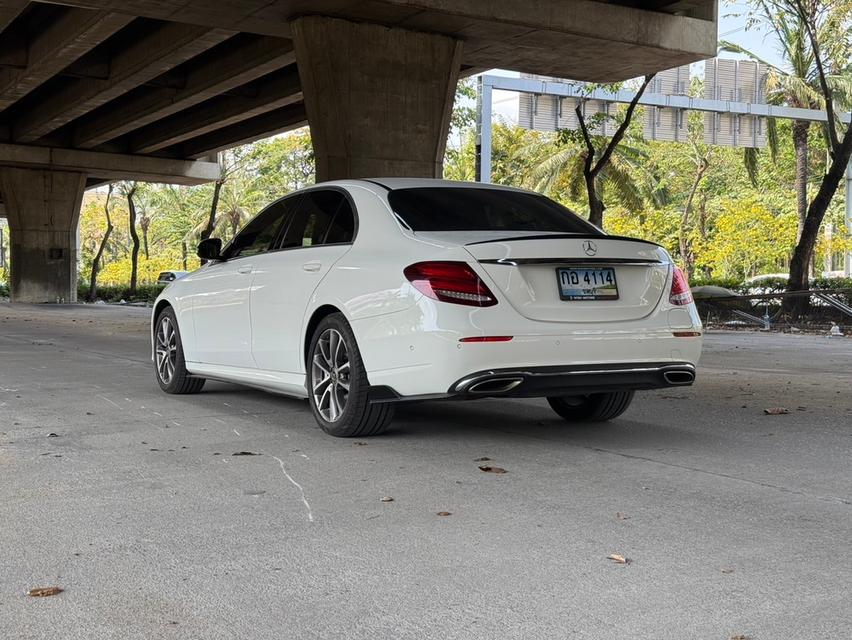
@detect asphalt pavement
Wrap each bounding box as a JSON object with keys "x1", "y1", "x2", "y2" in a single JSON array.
[{"x1": 1, "y1": 303, "x2": 850, "y2": 639}]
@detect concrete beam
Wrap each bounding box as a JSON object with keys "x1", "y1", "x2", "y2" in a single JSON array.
[
  {"x1": 0, "y1": 142, "x2": 219, "y2": 184},
  {"x1": 41, "y1": 1, "x2": 718, "y2": 82},
  {"x1": 20, "y1": 0, "x2": 289, "y2": 38},
  {"x1": 12, "y1": 22, "x2": 234, "y2": 143},
  {"x1": 0, "y1": 0, "x2": 28, "y2": 33},
  {"x1": 131, "y1": 67, "x2": 302, "y2": 154},
  {"x1": 292, "y1": 16, "x2": 462, "y2": 180},
  {"x1": 73, "y1": 35, "x2": 296, "y2": 149},
  {"x1": 0, "y1": 8, "x2": 133, "y2": 111},
  {"x1": 178, "y1": 104, "x2": 307, "y2": 159}
]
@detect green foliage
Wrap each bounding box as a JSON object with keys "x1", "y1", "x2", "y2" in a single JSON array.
[
  {"x1": 77, "y1": 130, "x2": 315, "y2": 289},
  {"x1": 691, "y1": 275, "x2": 852, "y2": 305},
  {"x1": 77, "y1": 283, "x2": 164, "y2": 303},
  {"x1": 37, "y1": 65, "x2": 852, "y2": 296}
]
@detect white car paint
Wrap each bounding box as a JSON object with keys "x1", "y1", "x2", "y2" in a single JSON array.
[{"x1": 153, "y1": 179, "x2": 702, "y2": 402}]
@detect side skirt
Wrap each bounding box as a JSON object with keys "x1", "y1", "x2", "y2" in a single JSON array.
[{"x1": 186, "y1": 361, "x2": 309, "y2": 399}]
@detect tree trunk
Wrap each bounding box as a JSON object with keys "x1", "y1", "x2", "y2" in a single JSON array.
[
  {"x1": 200, "y1": 180, "x2": 222, "y2": 265},
  {"x1": 679, "y1": 157, "x2": 709, "y2": 279},
  {"x1": 141, "y1": 221, "x2": 150, "y2": 260},
  {"x1": 202, "y1": 180, "x2": 222, "y2": 241},
  {"x1": 230, "y1": 209, "x2": 240, "y2": 237},
  {"x1": 182, "y1": 241, "x2": 188, "y2": 271},
  {"x1": 791, "y1": 120, "x2": 810, "y2": 239},
  {"x1": 782, "y1": 122, "x2": 852, "y2": 318},
  {"x1": 585, "y1": 172, "x2": 605, "y2": 228},
  {"x1": 87, "y1": 185, "x2": 114, "y2": 302},
  {"x1": 698, "y1": 193, "x2": 711, "y2": 279},
  {"x1": 575, "y1": 74, "x2": 653, "y2": 229},
  {"x1": 127, "y1": 185, "x2": 140, "y2": 297}
]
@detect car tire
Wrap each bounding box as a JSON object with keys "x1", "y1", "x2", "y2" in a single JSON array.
[
  {"x1": 547, "y1": 391, "x2": 634, "y2": 423},
  {"x1": 154, "y1": 306, "x2": 205, "y2": 394},
  {"x1": 307, "y1": 313, "x2": 394, "y2": 437}
]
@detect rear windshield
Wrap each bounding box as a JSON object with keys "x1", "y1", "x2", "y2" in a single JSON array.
[{"x1": 387, "y1": 187, "x2": 599, "y2": 234}]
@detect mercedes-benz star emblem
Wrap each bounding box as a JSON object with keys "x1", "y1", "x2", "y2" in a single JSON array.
[{"x1": 582, "y1": 240, "x2": 598, "y2": 256}]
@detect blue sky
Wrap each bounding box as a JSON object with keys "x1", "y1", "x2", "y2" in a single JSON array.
[{"x1": 719, "y1": 0, "x2": 785, "y2": 69}]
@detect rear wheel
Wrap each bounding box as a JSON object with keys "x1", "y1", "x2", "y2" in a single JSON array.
[
  {"x1": 307, "y1": 313, "x2": 394, "y2": 437},
  {"x1": 547, "y1": 391, "x2": 634, "y2": 423},
  {"x1": 154, "y1": 307, "x2": 205, "y2": 394}
]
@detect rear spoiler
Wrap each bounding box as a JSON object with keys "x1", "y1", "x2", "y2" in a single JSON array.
[{"x1": 464, "y1": 233, "x2": 664, "y2": 248}]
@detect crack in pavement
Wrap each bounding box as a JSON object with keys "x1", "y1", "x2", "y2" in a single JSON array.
[{"x1": 272, "y1": 455, "x2": 315, "y2": 523}]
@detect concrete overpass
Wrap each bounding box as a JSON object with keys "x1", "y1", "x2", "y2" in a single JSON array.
[{"x1": 0, "y1": 0, "x2": 718, "y2": 302}]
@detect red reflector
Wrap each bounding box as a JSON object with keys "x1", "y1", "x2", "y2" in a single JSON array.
[
  {"x1": 669, "y1": 266, "x2": 693, "y2": 305},
  {"x1": 404, "y1": 261, "x2": 497, "y2": 307},
  {"x1": 459, "y1": 336, "x2": 513, "y2": 343},
  {"x1": 672, "y1": 331, "x2": 701, "y2": 337}
]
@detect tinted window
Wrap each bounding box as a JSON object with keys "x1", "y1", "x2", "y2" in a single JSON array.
[
  {"x1": 279, "y1": 190, "x2": 355, "y2": 249},
  {"x1": 227, "y1": 198, "x2": 294, "y2": 259},
  {"x1": 387, "y1": 187, "x2": 598, "y2": 234}
]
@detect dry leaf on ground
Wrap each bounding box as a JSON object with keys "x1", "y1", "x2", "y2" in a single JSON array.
[
  {"x1": 616, "y1": 512, "x2": 630, "y2": 520},
  {"x1": 607, "y1": 554, "x2": 631, "y2": 565},
  {"x1": 380, "y1": 496, "x2": 394, "y2": 502},
  {"x1": 436, "y1": 511, "x2": 452, "y2": 516},
  {"x1": 478, "y1": 465, "x2": 506, "y2": 474},
  {"x1": 721, "y1": 568, "x2": 735, "y2": 574},
  {"x1": 763, "y1": 407, "x2": 790, "y2": 415},
  {"x1": 27, "y1": 586, "x2": 63, "y2": 597},
  {"x1": 473, "y1": 457, "x2": 491, "y2": 462},
  {"x1": 232, "y1": 451, "x2": 261, "y2": 456}
]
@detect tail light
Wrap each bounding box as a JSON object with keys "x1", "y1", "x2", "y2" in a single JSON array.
[
  {"x1": 404, "y1": 261, "x2": 497, "y2": 307},
  {"x1": 669, "y1": 266, "x2": 693, "y2": 305}
]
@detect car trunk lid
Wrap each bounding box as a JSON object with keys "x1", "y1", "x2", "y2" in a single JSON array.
[{"x1": 464, "y1": 235, "x2": 671, "y2": 323}]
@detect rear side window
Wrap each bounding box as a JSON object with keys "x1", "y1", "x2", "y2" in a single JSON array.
[
  {"x1": 279, "y1": 190, "x2": 355, "y2": 249},
  {"x1": 387, "y1": 187, "x2": 598, "y2": 234}
]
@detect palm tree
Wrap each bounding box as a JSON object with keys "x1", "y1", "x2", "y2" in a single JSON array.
[
  {"x1": 720, "y1": 3, "x2": 852, "y2": 238},
  {"x1": 527, "y1": 137, "x2": 669, "y2": 216}
]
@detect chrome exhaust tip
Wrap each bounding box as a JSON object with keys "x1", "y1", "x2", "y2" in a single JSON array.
[
  {"x1": 467, "y1": 377, "x2": 524, "y2": 394},
  {"x1": 663, "y1": 369, "x2": 695, "y2": 385}
]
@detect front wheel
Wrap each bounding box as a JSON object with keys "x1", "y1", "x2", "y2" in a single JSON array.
[
  {"x1": 547, "y1": 391, "x2": 634, "y2": 423},
  {"x1": 307, "y1": 313, "x2": 394, "y2": 437}
]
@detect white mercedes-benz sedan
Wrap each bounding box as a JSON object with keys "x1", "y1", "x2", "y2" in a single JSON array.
[{"x1": 152, "y1": 179, "x2": 702, "y2": 437}]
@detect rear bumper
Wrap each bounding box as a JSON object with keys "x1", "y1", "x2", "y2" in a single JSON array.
[{"x1": 370, "y1": 361, "x2": 696, "y2": 402}]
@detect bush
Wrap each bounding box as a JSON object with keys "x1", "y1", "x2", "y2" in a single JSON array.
[
  {"x1": 0, "y1": 282, "x2": 8, "y2": 298},
  {"x1": 78, "y1": 283, "x2": 164, "y2": 303},
  {"x1": 690, "y1": 276, "x2": 743, "y2": 290},
  {"x1": 690, "y1": 275, "x2": 852, "y2": 299}
]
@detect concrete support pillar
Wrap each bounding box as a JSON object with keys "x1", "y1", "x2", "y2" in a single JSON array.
[
  {"x1": 292, "y1": 16, "x2": 462, "y2": 181},
  {"x1": 0, "y1": 168, "x2": 86, "y2": 303}
]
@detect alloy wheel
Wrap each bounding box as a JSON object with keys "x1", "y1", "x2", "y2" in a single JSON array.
[
  {"x1": 155, "y1": 315, "x2": 178, "y2": 385},
  {"x1": 311, "y1": 328, "x2": 350, "y2": 422}
]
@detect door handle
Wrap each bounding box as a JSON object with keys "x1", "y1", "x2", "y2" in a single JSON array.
[
  {"x1": 236, "y1": 265, "x2": 253, "y2": 275},
  {"x1": 302, "y1": 261, "x2": 322, "y2": 273}
]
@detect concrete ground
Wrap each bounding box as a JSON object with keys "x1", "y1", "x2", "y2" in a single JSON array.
[{"x1": 1, "y1": 303, "x2": 850, "y2": 640}]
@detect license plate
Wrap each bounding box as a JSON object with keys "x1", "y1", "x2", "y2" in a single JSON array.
[{"x1": 556, "y1": 267, "x2": 618, "y2": 300}]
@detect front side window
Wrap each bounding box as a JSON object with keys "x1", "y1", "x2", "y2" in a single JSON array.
[
  {"x1": 226, "y1": 198, "x2": 296, "y2": 259},
  {"x1": 387, "y1": 187, "x2": 599, "y2": 234},
  {"x1": 278, "y1": 190, "x2": 355, "y2": 249}
]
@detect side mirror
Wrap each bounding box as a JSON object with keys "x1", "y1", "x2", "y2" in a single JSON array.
[{"x1": 197, "y1": 238, "x2": 223, "y2": 261}]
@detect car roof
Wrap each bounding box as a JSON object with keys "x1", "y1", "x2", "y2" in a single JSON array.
[{"x1": 354, "y1": 178, "x2": 523, "y2": 191}]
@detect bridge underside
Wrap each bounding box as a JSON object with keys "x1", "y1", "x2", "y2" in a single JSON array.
[{"x1": 0, "y1": 0, "x2": 717, "y2": 302}]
